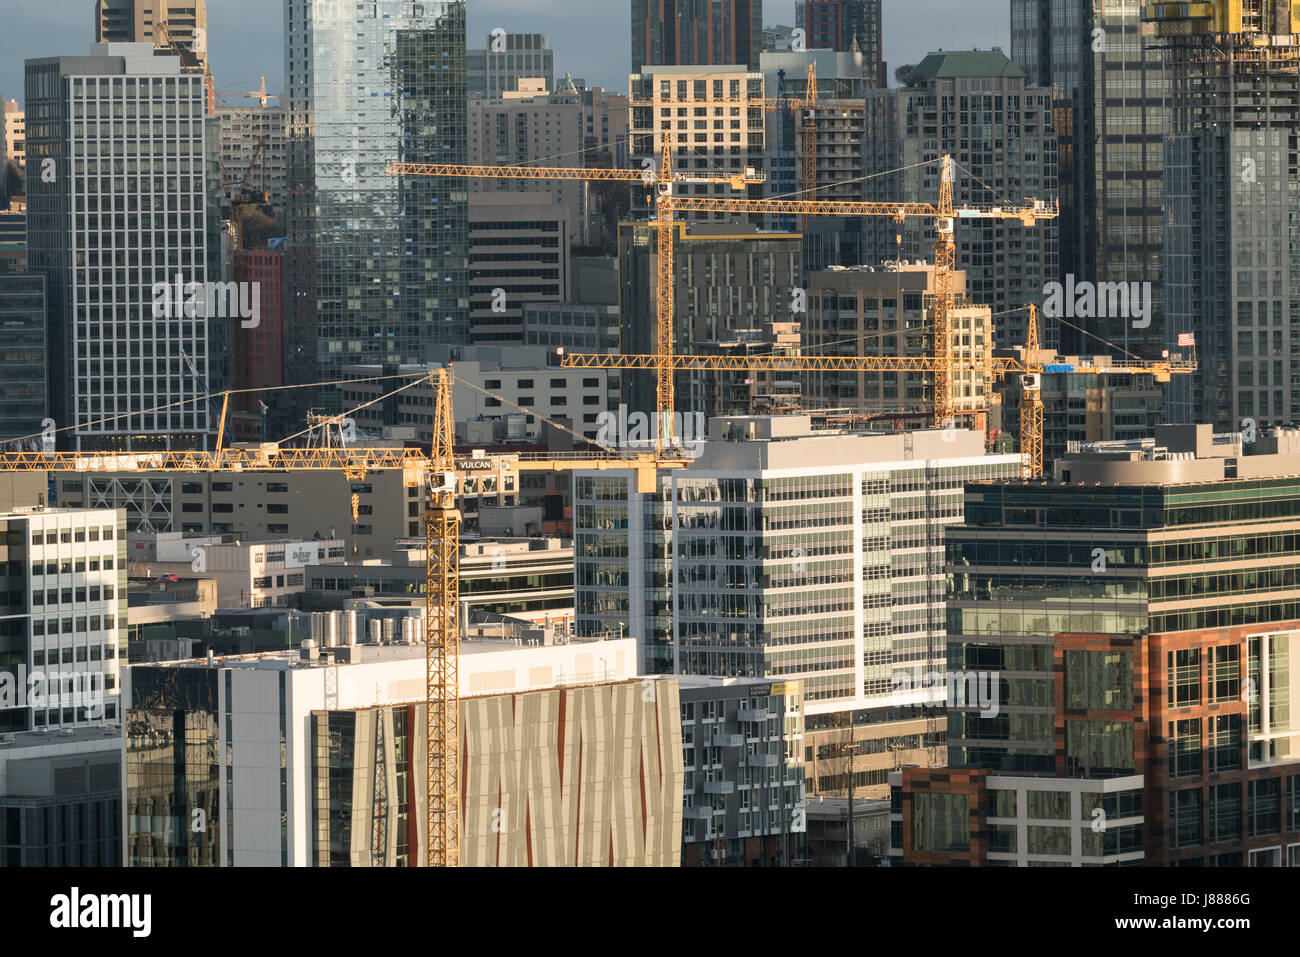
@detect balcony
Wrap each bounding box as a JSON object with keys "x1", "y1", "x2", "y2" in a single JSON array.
[
  {"x1": 703, "y1": 778, "x2": 735, "y2": 795},
  {"x1": 747, "y1": 752, "x2": 781, "y2": 768},
  {"x1": 683, "y1": 805, "x2": 713, "y2": 821},
  {"x1": 737, "y1": 707, "x2": 768, "y2": 722},
  {"x1": 711, "y1": 730, "x2": 744, "y2": 748}
]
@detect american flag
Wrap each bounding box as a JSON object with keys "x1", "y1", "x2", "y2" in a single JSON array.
[{"x1": 1177, "y1": 333, "x2": 1196, "y2": 347}]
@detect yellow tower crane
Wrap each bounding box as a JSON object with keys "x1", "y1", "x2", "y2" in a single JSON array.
[
  {"x1": 0, "y1": 378, "x2": 681, "y2": 867},
  {"x1": 387, "y1": 132, "x2": 764, "y2": 448}
]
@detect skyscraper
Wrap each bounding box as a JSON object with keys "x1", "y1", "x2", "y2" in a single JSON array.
[
  {"x1": 894, "y1": 425, "x2": 1300, "y2": 865},
  {"x1": 95, "y1": 0, "x2": 209, "y2": 76},
  {"x1": 283, "y1": 1, "x2": 470, "y2": 418},
  {"x1": 26, "y1": 44, "x2": 213, "y2": 450},
  {"x1": 1010, "y1": 0, "x2": 1167, "y2": 357},
  {"x1": 795, "y1": 0, "x2": 885, "y2": 87},
  {"x1": 1150, "y1": 1, "x2": 1300, "y2": 432},
  {"x1": 466, "y1": 33, "x2": 554, "y2": 98},
  {"x1": 864, "y1": 50, "x2": 1059, "y2": 350},
  {"x1": 631, "y1": 0, "x2": 763, "y2": 72}
]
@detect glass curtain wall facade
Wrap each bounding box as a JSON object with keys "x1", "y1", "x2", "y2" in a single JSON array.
[
  {"x1": 125, "y1": 666, "x2": 220, "y2": 867},
  {"x1": 284, "y1": 1, "x2": 469, "y2": 416},
  {"x1": 1010, "y1": 0, "x2": 1167, "y2": 357},
  {"x1": 945, "y1": 477, "x2": 1300, "y2": 863},
  {"x1": 1153, "y1": 9, "x2": 1300, "y2": 431},
  {"x1": 0, "y1": 274, "x2": 47, "y2": 444}
]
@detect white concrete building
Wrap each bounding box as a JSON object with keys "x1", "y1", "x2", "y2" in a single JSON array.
[
  {"x1": 346, "y1": 347, "x2": 613, "y2": 443},
  {"x1": 0, "y1": 507, "x2": 126, "y2": 731},
  {"x1": 123, "y1": 636, "x2": 642, "y2": 866},
  {"x1": 127, "y1": 534, "x2": 346, "y2": 609},
  {"x1": 574, "y1": 417, "x2": 1022, "y2": 715}
]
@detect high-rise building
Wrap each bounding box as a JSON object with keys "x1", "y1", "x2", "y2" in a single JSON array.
[
  {"x1": 864, "y1": 50, "x2": 1059, "y2": 350},
  {"x1": 0, "y1": 274, "x2": 47, "y2": 446},
  {"x1": 228, "y1": 249, "x2": 284, "y2": 441},
  {"x1": 761, "y1": 50, "x2": 869, "y2": 238},
  {"x1": 893, "y1": 425, "x2": 1300, "y2": 865},
  {"x1": 95, "y1": 0, "x2": 209, "y2": 81},
  {"x1": 795, "y1": 0, "x2": 885, "y2": 87},
  {"x1": 631, "y1": 0, "x2": 763, "y2": 72},
  {"x1": 0, "y1": 202, "x2": 25, "y2": 274},
  {"x1": 0, "y1": 726, "x2": 122, "y2": 866},
  {"x1": 284, "y1": 1, "x2": 469, "y2": 418},
  {"x1": 628, "y1": 64, "x2": 767, "y2": 226},
  {"x1": 3, "y1": 100, "x2": 22, "y2": 174},
  {"x1": 574, "y1": 418, "x2": 1021, "y2": 702},
  {"x1": 216, "y1": 102, "x2": 287, "y2": 226},
  {"x1": 466, "y1": 32, "x2": 554, "y2": 98},
  {"x1": 469, "y1": 193, "x2": 571, "y2": 345},
  {"x1": 1010, "y1": 1, "x2": 1167, "y2": 357},
  {"x1": 25, "y1": 44, "x2": 213, "y2": 451},
  {"x1": 1149, "y1": 1, "x2": 1300, "y2": 432},
  {"x1": 802, "y1": 263, "x2": 994, "y2": 423},
  {"x1": 997, "y1": 349, "x2": 1164, "y2": 467},
  {"x1": 467, "y1": 79, "x2": 588, "y2": 248},
  {"x1": 617, "y1": 221, "x2": 801, "y2": 418},
  {"x1": 677, "y1": 677, "x2": 806, "y2": 865},
  {"x1": 763, "y1": 24, "x2": 797, "y2": 54},
  {"x1": 0, "y1": 507, "x2": 126, "y2": 733}
]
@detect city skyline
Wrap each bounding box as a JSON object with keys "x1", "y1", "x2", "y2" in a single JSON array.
[{"x1": 0, "y1": 0, "x2": 1006, "y2": 107}]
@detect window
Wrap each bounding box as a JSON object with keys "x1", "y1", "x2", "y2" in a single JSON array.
[
  {"x1": 1026, "y1": 825, "x2": 1070, "y2": 856},
  {"x1": 911, "y1": 792, "x2": 969, "y2": 853},
  {"x1": 1211, "y1": 645, "x2": 1240, "y2": 702},
  {"x1": 1169, "y1": 718, "x2": 1201, "y2": 777},
  {"x1": 1249, "y1": 778, "x2": 1280, "y2": 837},
  {"x1": 1210, "y1": 714, "x2": 1241, "y2": 772},
  {"x1": 1171, "y1": 789, "x2": 1202, "y2": 848},
  {"x1": 1026, "y1": 790, "x2": 1069, "y2": 820},
  {"x1": 1168, "y1": 649, "x2": 1201, "y2": 707},
  {"x1": 1210, "y1": 783, "x2": 1241, "y2": 842}
]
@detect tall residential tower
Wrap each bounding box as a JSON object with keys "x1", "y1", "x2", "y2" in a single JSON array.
[
  {"x1": 283, "y1": 0, "x2": 470, "y2": 419},
  {"x1": 631, "y1": 0, "x2": 764, "y2": 71}
]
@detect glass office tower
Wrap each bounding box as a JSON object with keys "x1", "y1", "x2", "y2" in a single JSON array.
[
  {"x1": 1010, "y1": 0, "x2": 1167, "y2": 357},
  {"x1": 284, "y1": 1, "x2": 469, "y2": 419}
]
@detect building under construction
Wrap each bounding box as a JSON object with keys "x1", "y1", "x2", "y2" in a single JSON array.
[{"x1": 1149, "y1": 1, "x2": 1300, "y2": 430}]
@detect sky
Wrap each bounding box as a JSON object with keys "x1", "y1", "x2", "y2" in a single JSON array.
[{"x1": 0, "y1": 1, "x2": 1005, "y2": 108}]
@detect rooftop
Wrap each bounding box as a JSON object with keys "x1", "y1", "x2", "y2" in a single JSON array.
[
  {"x1": 1052, "y1": 423, "x2": 1300, "y2": 485},
  {"x1": 908, "y1": 49, "x2": 1026, "y2": 81},
  {"x1": 0, "y1": 724, "x2": 121, "y2": 751}
]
